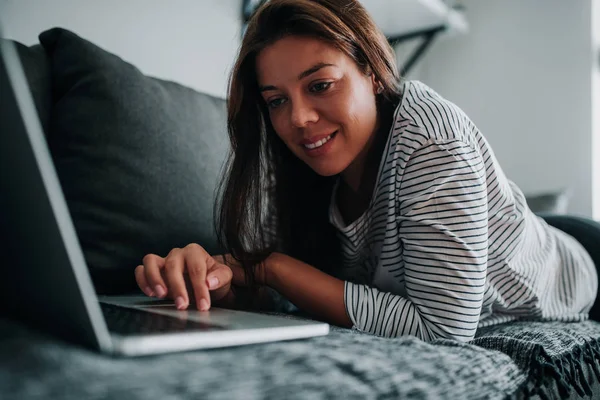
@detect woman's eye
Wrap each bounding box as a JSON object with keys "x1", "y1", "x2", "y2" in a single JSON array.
[
  {"x1": 310, "y1": 82, "x2": 332, "y2": 93},
  {"x1": 267, "y1": 98, "x2": 286, "y2": 109}
]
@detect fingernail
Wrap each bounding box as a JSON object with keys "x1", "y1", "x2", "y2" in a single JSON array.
[
  {"x1": 154, "y1": 285, "x2": 166, "y2": 298},
  {"x1": 207, "y1": 277, "x2": 219, "y2": 289},
  {"x1": 144, "y1": 286, "x2": 155, "y2": 297},
  {"x1": 175, "y1": 296, "x2": 186, "y2": 310},
  {"x1": 200, "y1": 299, "x2": 209, "y2": 311}
]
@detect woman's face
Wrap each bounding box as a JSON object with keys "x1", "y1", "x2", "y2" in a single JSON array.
[{"x1": 256, "y1": 35, "x2": 380, "y2": 179}]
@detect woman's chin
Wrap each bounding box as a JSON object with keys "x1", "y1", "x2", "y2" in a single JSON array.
[{"x1": 308, "y1": 162, "x2": 346, "y2": 177}]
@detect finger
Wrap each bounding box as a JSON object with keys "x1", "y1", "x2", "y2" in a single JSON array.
[
  {"x1": 164, "y1": 249, "x2": 189, "y2": 310},
  {"x1": 206, "y1": 263, "x2": 233, "y2": 301},
  {"x1": 142, "y1": 254, "x2": 167, "y2": 298},
  {"x1": 134, "y1": 265, "x2": 154, "y2": 297},
  {"x1": 206, "y1": 263, "x2": 232, "y2": 290},
  {"x1": 185, "y1": 245, "x2": 211, "y2": 311}
]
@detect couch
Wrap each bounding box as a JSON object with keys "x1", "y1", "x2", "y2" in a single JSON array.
[{"x1": 2, "y1": 27, "x2": 600, "y2": 400}]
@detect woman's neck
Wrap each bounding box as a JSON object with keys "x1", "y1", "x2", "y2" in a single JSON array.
[{"x1": 340, "y1": 101, "x2": 394, "y2": 198}]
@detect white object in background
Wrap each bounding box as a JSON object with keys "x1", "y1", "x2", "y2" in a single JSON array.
[{"x1": 362, "y1": 0, "x2": 468, "y2": 38}]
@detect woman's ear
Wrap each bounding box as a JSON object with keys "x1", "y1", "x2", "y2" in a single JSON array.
[
  {"x1": 366, "y1": 66, "x2": 383, "y2": 95},
  {"x1": 371, "y1": 74, "x2": 383, "y2": 95}
]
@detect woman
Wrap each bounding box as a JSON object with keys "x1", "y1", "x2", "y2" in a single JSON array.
[{"x1": 134, "y1": 0, "x2": 597, "y2": 341}]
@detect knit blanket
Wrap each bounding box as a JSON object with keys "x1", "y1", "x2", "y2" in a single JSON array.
[
  {"x1": 1, "y1": 315, "x2": 600, "y2": 399},
  {"x1": 473, "y1": 320, "x2": 600, "y2": 399}
]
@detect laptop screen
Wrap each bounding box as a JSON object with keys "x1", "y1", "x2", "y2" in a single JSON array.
[{"x1": 0, "y1": 36, "x2": 113, "y2": 352}]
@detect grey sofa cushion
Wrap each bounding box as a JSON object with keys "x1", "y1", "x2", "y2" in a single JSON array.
[{"x1": 38, "y1": 28, "x2": 229, "y2": 294}]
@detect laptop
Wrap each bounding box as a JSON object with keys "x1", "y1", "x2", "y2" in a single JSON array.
[{"x1": 0, "y1": 36, "x2": 329, "y2": 356}]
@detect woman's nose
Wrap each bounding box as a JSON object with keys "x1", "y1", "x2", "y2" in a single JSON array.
[{"x1": 290, "y1": 98, "x2": 319, "y2": 128}]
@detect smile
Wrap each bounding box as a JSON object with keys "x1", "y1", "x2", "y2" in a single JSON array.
[
  {"x1": 304, "y1": 133, "x2": 334, "y2": 149},
  {"x1": 301, "y1": 131, "x2": 338, "y2": 157}
]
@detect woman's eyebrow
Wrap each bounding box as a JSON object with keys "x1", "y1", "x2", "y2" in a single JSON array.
[
  {"x1": 259, "y1": 62, "x2": 336, "y2": 92},
  {"x1": 297, "y1": 62, "x2": 335, "y2": 80}
]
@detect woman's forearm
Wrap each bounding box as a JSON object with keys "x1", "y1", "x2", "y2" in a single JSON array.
[
  {"x1": 266, "y1": 252, "x2": 352, "y2": 328},
  {"x1": 211, "y1": 254, "x2": 276, "y2": 311}
]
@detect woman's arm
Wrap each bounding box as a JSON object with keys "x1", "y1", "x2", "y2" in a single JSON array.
[
  {"x1": 266, "y1": 140, "x2": 488, "y2": 342},
  {"x1": 266, "y1": 253, "x2": 352, "y2": 328},
  {"x1": 211, "y1": 254, "x2": 280, "y2": 311}
]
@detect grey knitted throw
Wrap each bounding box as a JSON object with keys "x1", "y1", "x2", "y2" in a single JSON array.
[{"x1": 2, "y1": 315, "x2": 600, "y2": 399}]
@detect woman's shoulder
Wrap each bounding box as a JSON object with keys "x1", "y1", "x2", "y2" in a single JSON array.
[{"x1": 393, "y1": 80, "x2": 478, "y2": 147}]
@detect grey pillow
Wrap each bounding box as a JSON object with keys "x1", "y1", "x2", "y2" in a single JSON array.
[
  {"x1": 39, "y1": 28, "x2": 229, "y2": 294},
  {"x1": 526, "y1": 190, "x2": 570, "y2": 215}
]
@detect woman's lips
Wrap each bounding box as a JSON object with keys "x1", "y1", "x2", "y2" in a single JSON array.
[
  {"x1": 300, "y1": 131, "x2": 335, "y2": 146},
  {"x1": 302, "y1": 131, "x2": 338, "y2": 157}
]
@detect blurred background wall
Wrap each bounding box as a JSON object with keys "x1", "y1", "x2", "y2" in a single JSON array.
[
  {"x1": 412, "y1": 0, "x2": 595, "y2": 218},
  {"x1": 0, "y1": 0, "x2": 241, "y2": 97}
]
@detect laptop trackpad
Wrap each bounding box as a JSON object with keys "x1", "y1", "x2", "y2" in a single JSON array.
[{"x1": 98, "y1": 295, "x2": 303, "y2": 330}]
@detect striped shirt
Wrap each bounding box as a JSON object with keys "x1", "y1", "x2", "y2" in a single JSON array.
[{"x1": 329, "y1": 80, "x2": 598, "y2": 342}]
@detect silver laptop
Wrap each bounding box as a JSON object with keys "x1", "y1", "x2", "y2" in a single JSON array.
[{"x1": 0, "y1": 37, "x2": 328, "y2": 357}]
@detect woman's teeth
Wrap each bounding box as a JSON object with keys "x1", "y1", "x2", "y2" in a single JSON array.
[{"x1": 304, "y1": 133, "x2": 334, "y2": 149}]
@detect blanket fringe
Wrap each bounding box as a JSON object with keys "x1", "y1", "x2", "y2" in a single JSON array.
[{"x1": 517, "y1": 340, "x2": 600, "y2": 399}]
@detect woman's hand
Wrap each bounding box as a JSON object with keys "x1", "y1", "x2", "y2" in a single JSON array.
[{"x1": 135, "y1": 243, "x2": 235, "y2": 311}]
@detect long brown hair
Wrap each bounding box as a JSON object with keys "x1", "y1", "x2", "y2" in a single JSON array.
[{"x1": 215, "y1": 0, "x2": 401, "y2": 298}]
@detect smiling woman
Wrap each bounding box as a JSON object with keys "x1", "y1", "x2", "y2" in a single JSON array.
[
  {"x1": 256, "y1": 36, "x2": 383, "y2": 179},
  {"x1": 134, "y1": 0, "x2": 599, "y2": 342}
]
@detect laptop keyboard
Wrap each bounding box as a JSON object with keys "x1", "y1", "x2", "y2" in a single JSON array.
[{"x1": 100, "y1": 303, "x2": 224, "y2": 335}]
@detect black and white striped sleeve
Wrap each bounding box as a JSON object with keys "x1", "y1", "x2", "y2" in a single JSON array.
[{"x1": 344, "y1": 139, "x2": 488, "y2": 341}]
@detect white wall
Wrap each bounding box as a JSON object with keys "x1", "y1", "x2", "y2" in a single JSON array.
[
  {"x1": 593, "y1": 0, "x2": 600, "y2": 217},
  {"x1": 410, "y1": 0, "x2": 595, "y2": 217},
  {"x1": 0, "y1": 0, "x2": 241, "y2": 98}
]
